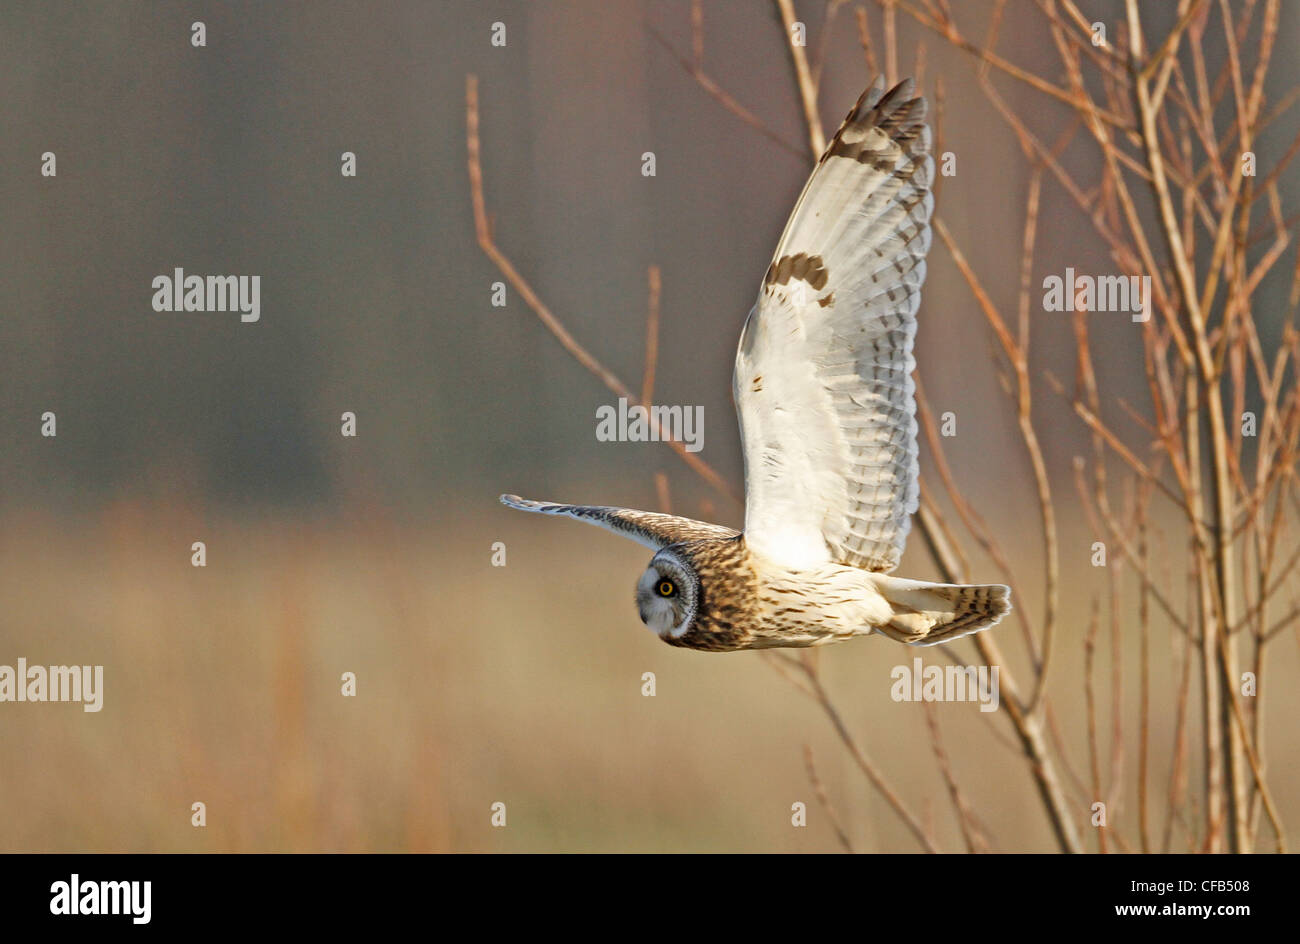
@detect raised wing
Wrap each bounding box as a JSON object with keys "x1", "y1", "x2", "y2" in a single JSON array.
[
  {"x1": 500, "y1": 495, "x2": 737, "y2": 550},
  {"x1": 734, "y1": 78, "x2": 933, "y2": 573}
]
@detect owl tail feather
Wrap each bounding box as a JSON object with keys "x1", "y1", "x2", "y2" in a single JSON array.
[{"x1": 872, "y1": 576, "x2": 1011, "y2": 646}]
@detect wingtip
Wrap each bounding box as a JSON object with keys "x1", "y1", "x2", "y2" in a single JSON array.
[
  {"x1": 502, "y1": 494, "x2": 550, "y2": 513},
  {"x1": 874, "y1": 75, "x2": 922, "y2": 113},
  {"x1": 841, "y1": 76, "x2": 925, "y2": 139},
  {"x1": 851, "y1": 76, "x2": 888, "y2": 114},
  {"x1": 859, "y1": 74, "x2": 916, "y2": 101}
]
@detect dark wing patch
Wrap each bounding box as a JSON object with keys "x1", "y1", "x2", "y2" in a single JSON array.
[{"x1": 764, "y1": 252, "x2": 829, "y2": 291}]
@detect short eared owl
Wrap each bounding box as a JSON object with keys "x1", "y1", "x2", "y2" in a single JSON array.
[{"x1": 503, "y1": 78, "x2": 1011, "y2": 651}]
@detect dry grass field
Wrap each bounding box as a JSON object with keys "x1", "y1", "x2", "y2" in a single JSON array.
[{"x1": 2, "y1": 499, "x2": 1295, "y2": 852}]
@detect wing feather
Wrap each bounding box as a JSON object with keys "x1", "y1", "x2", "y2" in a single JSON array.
[
  {"x1": 500, "y1": 495, "x2": 737, "y2": 550},
  {"x1": 735, "y1": 78, "x2": 933, "y2": 572}
]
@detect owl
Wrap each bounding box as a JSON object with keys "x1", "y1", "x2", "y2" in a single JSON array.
[{"x1": 502, "y1": 78, "x2": 1010, "y2": 651}]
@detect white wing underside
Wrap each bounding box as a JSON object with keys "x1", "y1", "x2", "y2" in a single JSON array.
[{"x1": 735, "y1": 78, "x2": 934, "y2": 573}]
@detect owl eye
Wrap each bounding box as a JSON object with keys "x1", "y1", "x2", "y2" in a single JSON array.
[{"x1": 657, "y1": 579, "x2": 677, "y2": 598}]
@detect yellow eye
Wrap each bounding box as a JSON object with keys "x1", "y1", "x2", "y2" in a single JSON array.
[{"x1": 657, "y1": 579, "x2": 676, "y2": 598}]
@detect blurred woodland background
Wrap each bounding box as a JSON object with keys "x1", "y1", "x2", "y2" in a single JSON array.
[{"x1": 1, "y1": 0, "x2": 1297, "y2": 852}]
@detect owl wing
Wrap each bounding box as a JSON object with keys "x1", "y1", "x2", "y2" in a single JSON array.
[
  {"x1": 733, "y1": 78, "x2": 933, "y2": 573},
  {"x1": 500, "y1": 495, "x2": 738, "y2": 550}
]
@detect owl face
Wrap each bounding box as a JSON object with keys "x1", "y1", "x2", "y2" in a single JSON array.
[{"x1": 635, "y1": 550, "x2": 697, "y2": 640}]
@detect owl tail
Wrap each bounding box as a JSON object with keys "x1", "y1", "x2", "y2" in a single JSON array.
[{"x1": 872, "y1": 576, "x2": 1011, "y2": 646}]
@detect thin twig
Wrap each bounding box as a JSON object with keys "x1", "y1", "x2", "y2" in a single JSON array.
[
  {"x1": 466, "y1": 74, "x2": 739, "y2": 501},
  {"x1": 803, "y1": 744, "x2": 855, "y2": 852}
]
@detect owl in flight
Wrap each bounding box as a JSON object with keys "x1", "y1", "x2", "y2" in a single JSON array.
[{"x1": 503, "y1": 78, "x2": 1010, "y2": 651}]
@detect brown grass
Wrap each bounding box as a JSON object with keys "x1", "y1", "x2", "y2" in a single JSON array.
[{"x1": 2, "y1": 502, "x2": 1295, "y2": 852}]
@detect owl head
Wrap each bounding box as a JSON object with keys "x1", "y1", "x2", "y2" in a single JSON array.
[{"x1": 635, "y1": 548, "x2": 698, "y2": 640}]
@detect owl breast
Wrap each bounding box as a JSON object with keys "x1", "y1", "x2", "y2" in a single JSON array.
[
  {"x1": 663, "y1": 537, "x2": 892, "y2": 651},
  {"x1": 747, "y1": 561, "x2": 893, "y2": 648}
]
